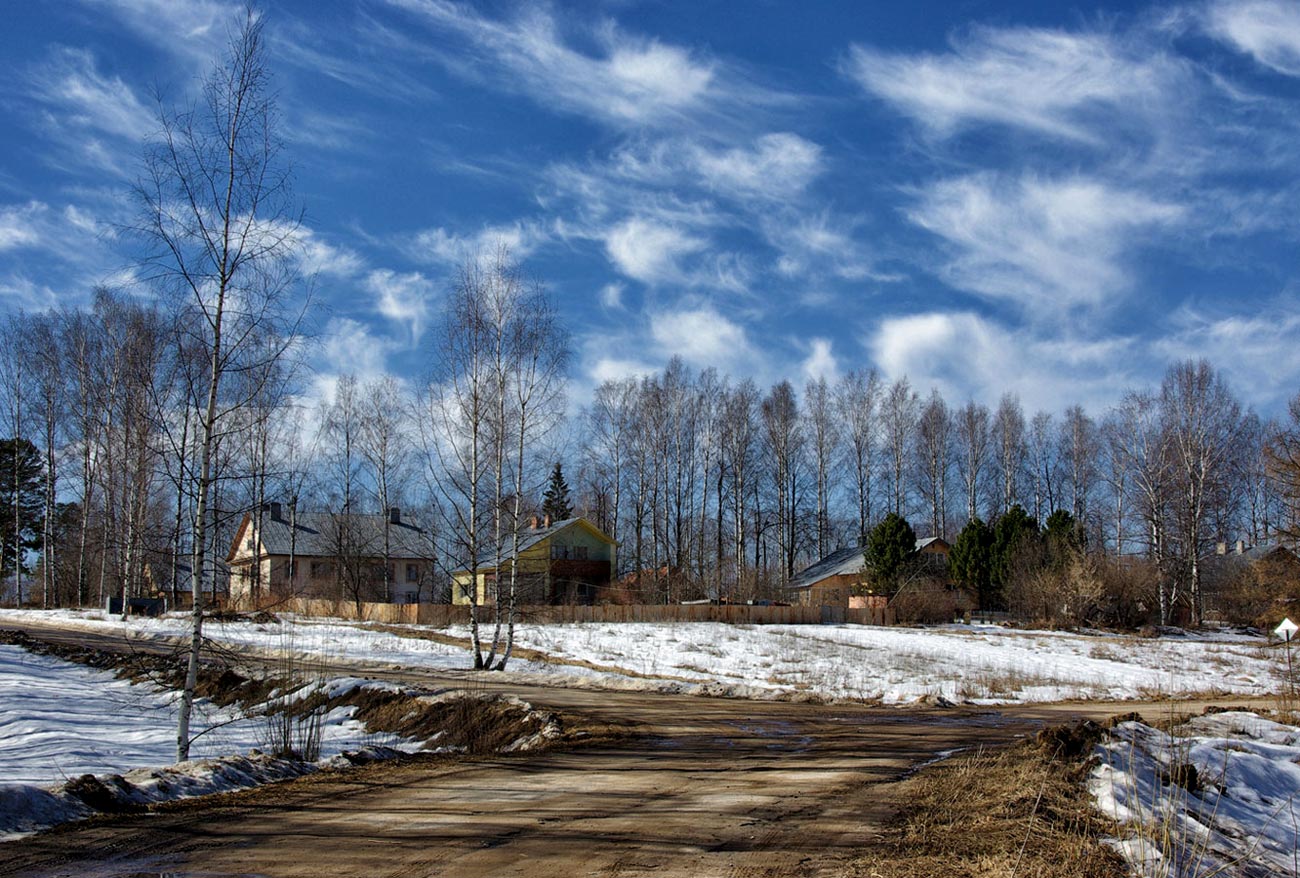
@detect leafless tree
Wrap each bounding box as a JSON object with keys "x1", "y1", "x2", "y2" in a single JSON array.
[
  {"x1": 1159, "y1": 360, "x2": 1244, "y2": 625},
  {"x1": 589, "y1": 378, "x2": 637, "y2": 573},
  {"x1": 1268, "y1": 391, "x2": 1300, "y2": 544},
  {"x1": 880, "y1": 378, "x2": 919, "y2": 518},
  {"x1": 1027, "y1": 411, "x2": 1057, "y2": 524},
  {"x1": 1059, "y1": 404, "x2": 1098, "y2": 526},
  {"x1": 721, "y1": 380, "x2": 759, "y2": 597},
  {"x1": 954, "y1": 400, "x2": 991, "y2": 523},
  {"x1": 361, "y1": 375, "x2": 410, "y2": 603},
  {"x1": 993, "y1": 394, "x2": 1026, "y2": 515},
  {"x1": 132, "y1": 8, "x2": 305, "y2": 760},
  {"x1": 914, "y1": 389, "x2": 951, "y2": 539},
  {"x1": 836, "y1": 369, "x2": 880, "y2": 541},
  {"x1": 804, "y1": 376, "x2": 839, "y2": 558},
  {"x1": 762, "y1": 381, "x2": 804, "y2": 582}
]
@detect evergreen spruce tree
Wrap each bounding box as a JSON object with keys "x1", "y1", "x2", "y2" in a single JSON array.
[
  {"x1": 864, "y1": 513, "x2": 917, "y2": 589},
  {"x1": 542, "y1": 462, "x2": 573, "y2": 522},
  {"x1": 949, "y1": 516, "x2": 995, "y2": 609}
]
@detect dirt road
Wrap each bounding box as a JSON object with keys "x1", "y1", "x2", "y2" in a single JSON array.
[{"x1": 0, "y1": 620, "x2": 1258, "y2": 878}]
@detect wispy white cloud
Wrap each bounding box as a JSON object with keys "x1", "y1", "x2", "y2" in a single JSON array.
[
  {"x1": 407, "y1": 221, "x2": 549, "y2": 268},
  {"x1": 844, "y1": 25, "x2": 1185, "y2": 144},
  {"x1": 1205, "y1": 0, "x2": 1300, "y2": 76},
  {"x1": 604, "y1": 217, "x2": 706, "y2": 285},
  {"x1": 0, "y1": 203, "x2": 46, "y2": 251},
  {"x1": 364, "y1": 269, "x2": 434, "y2": 345},
  {"x1": 869, "y1": 311, "x2": 1138, "y2": 412},
  {"x1": 649, "y1": 305, "x2": 754, "y2": 369},
  {"x1": 76, "y1": 0, "x2": 238, "y2": 63},
  {"x1": 908, "y1": 173, "x2": 1183, "y2": 310},
  {"x1": 800, "y1": 338, "x2": 838, "y2": 384},
  {"x1": 691, "y1": 133, "x2": 823, "y2": 201},
  {"x1": 294, "y1": 227, "x2": 364, "y2": 278},
  {"x1": 385, "y1": 0, "x2": 718, "y2": 128},
  {"x1": 25, "y1": 47, "x2": 156, "y2": 174},
  {"x1": 598, "y1": 283, "x2": 625, "y2": 309},
  {"x1": 767, "y1": 211, "x2": 897, "y2": 285},
  {"x1": 1155, "y1": 302, "x2": 1300, "y2": 410}
]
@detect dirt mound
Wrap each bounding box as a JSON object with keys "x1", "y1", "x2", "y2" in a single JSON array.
[
  {"x1": 1034, "y1": 719, "x2": 1105, "y2": 759},
  {"x1": 61, "y1": 774, "x2": 142, "y2": 814}
]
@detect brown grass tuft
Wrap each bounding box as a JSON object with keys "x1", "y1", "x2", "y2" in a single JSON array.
[{"x1": 849, "y1": 733, "x2": 1127, "y2": 878}]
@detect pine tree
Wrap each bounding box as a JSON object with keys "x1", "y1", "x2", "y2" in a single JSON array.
[
  {"x1": 0, "y1": 437, "x2": 45, "y2": 580},
  {"x1": 542, "y1": 462, "x2": 573, "y2": 522}
]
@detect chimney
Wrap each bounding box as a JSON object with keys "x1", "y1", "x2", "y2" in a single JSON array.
[
  {"x1": 268, "y1": 502, "x2": 282, "y2": 521},
  {"x1": 1216, "y1": 541, "x2": 1227, "y2": 555},
  {"x1": 529, "y1": 515, "x2": 540, "y2": 530},
  {"x1": 1235, "y1": 539, "x2": 1246, "y2": 555},
  {"x1": 543, "y1": 513, "x2": 552, "y2": 529},
  {"x1": 389, "y1": 507, "x2": 401, "y2": 525}
]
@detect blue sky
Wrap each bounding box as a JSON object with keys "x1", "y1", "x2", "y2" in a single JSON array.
[{"x1": 3, "y1": 0, "x2": 1300, "y2": 416}]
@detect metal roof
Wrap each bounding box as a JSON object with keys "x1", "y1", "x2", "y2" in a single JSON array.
[
  {"x1": 239, "y1": 509, "x2": 432, "y2": 560},
  {"x1": 787, "y1": 538, "x2": 949, "y2": 591}
]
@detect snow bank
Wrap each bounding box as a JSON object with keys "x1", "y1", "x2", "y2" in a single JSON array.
[
  {"x1": 1091, "y1": 711, "x2": 1300, "y2": 877},
  {"x1": 0, "y1": 609, "x2": 1282, "y2": 705}
]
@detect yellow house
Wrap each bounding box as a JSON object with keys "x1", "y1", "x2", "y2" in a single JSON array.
[{"x1": 451, "y1": 516, "x2": 616, "y2": 606}]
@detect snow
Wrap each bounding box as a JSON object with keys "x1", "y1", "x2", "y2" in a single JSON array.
[
  {"x1": 0, "y1": 644, "x2": 406, "y2": 788},
  {"x1": 0, "y1": 641, "x2": 424, "y2": 839},
  {"x1": 1091, "y1": 711, "x2": 1300, "y2": 877},
  {"x1": 0, "y1": 609, "x2": 1283, "y2": 705}
]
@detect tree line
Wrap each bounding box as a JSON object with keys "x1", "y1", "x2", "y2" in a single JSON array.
[{"x1": 3, "y1": 11, "x2": 1300, "y2": 658}]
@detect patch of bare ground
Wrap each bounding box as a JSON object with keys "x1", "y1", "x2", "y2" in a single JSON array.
[{"x1": 849, "y1": 722, "x2": 1128, "y2": 878}]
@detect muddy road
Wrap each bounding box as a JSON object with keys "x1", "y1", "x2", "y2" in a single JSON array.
[{"x1": 0, "y1": 619, "x2": 1255, "y2": 878}]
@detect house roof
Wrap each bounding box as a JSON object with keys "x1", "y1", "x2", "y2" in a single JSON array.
[
  {"x1": 458, "y1": 517, "x2": 614, "y2": 572},
  {"x1": 1204, "y1": 542, "x2": 1299, "y2": 570},
  {"x1": 787, "y1": 537, "x2": 950, "y2": 591},
  {"x1": 787, "y1": 546, "x2": 866, "y2": 591},
  {"x1": 229, "y1": 509, "x2": 432, "y2": 562}
]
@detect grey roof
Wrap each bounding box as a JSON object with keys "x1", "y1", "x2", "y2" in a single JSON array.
[
  {"x1": 788, "y1": 546, "x2": 867, "y2": 591},
  {"x1": 1204, "y1": 542, "x2": 1298, "y2": 569},
  {"x1": 243, "y1": 510, "x2": 432, "y2": 560},
  {"x1": 467, "y1": 517, "x2": 589, "y2": 569},
  {"x1": 787, "y1": 537, "x2": 949, "y2": 591}
]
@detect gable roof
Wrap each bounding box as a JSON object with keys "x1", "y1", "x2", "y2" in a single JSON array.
[
  {"x1": 787, "y1": 546, "x2": 866, "y2": 591},
  {"x1": 787, "y1": 537, "x2": 950, "y2": 591},
  {"x1": 229, "y1": 509, "x2": 432, "y2": 562},
  {"x1": 460, "y1": 517, "x2": 614, "y2": 572}
]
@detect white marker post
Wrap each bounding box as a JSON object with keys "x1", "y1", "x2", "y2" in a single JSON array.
[{"x1": 1276, "y1": 617, "x2": 1298, "y2": 697}]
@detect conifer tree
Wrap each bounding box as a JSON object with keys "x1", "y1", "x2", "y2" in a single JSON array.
[{"x1": 542, "y1": 462, "x2": 573, "y2": 521}]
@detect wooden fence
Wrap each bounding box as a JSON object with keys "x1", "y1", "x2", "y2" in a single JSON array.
[{"x1": 232, "y1": 598, "x2": 893, "y2": 628}]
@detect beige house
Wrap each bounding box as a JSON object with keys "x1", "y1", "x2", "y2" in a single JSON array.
[
  {"x1": 787, "y1": 537, "x2": 951, "y2": 607},
  {"x1": 227, "y1": 503, "x2": 435, "y2": 605},
  {"x1": 451, "y1": 516, "x2": 616, "y2": 606}
]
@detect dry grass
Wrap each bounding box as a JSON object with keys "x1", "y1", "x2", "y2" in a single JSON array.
[{"x1": 849, "y1": 727, "x2": 1127, "y2": 878}]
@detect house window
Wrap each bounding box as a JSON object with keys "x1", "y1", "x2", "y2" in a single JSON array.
[
  {"x1": 574, "y1": 546, "x2": 588, "y2": 561},
  {"x1": 406, "y1": 563, "x2": 419, "y2": 583},
  {"x1": 551, "y1": 544, "x2": 572, "y2": 560},
  {"x1": 246, "y1": 538, "x2": 255, "y2": 551},
  {"x1": 310, "y1": 561, "x2": 333, "y2": 580}
]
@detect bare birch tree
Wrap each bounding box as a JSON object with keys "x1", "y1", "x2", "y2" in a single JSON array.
[
  {"x1": 954, "y1": 400, "x2": 991, "y2": 523},
  {"x1": 132, "y1": 8, "x2": 304, "y2": 760},
  {"x1": 836, "y1": 368, "x2": 880, "y2": 541}
]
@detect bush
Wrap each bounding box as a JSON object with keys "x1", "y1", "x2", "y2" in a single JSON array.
[{"x1": 890, "y1": 576, "x2": 965, "y2": 624}]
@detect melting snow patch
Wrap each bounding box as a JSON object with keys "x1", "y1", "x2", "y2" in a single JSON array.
[{"x1": 1090, "y1": 711, "x2": 1300, "y2": 877}]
